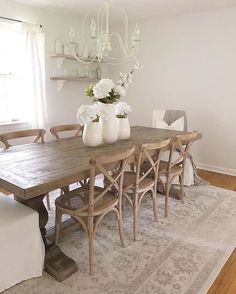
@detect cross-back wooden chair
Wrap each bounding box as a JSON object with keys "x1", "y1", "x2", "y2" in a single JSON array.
[
  {"x1": 54, "y1": 146, "x2": 135, "y2": 276},
  {"x1": 50, "y1": 124, "x2": 83, "y2": 140},
  {"x1": 0, "y1": 129, "x2": 45, "y2": 149},
  {"x1": 158, "y1": 131, "x2": 199, "y2": 217},
  {"x1": 50, "y1": 123, "x2": 87, "y2": 191},
  {"x1": 0, "y1": 128, "x2": 51, "y2": 210},
  {"x1": 122, "y1": 139, "x2": 170, "y2": 241}
]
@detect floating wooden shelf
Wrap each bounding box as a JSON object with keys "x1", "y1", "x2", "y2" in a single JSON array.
[
  {"x1": 50, "y1": 54, "x2": 105, "y2": 63},
  {"x1": 50, "y1": 76, "x2": 99, "y2": 91},
  {"x1": 50, "y1": 54, "x2": 102, "y2": 91},
  {"x1": 50, "y1": 76, "x2": 98, "y2": 82}
]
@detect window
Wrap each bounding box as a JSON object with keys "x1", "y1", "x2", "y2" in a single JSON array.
[
  {"x1": 0, "y1": 22, "x2": 27, "y2": 123},
  {"x1": 0, "y1": 20, "x2": 46, "y2": 128}
]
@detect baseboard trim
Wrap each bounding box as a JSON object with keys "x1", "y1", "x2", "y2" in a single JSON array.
[{"x1": 197, "y1": 163, "x2": 236, "y2": 177}]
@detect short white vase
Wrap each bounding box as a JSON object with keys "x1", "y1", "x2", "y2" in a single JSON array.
[
  {"x1": 83, "y1": 122, "x2": 103, "y2": 147},
  {"x1": 118, "y1": 117, "x2": 130, "y2": 140},
  {"x1": 101, "y1": 104, "x2": 119, "y2": 144}
]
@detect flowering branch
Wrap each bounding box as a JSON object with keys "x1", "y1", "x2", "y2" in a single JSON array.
[{"x1": 85, "y1": 63, "x2": 143, "y2": 104}]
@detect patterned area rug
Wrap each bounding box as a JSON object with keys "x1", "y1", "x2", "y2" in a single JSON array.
[{"x1": 3, "y1": 185, "x2": 236, "y2": 294}]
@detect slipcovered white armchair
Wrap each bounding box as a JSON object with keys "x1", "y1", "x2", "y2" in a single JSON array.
[
  {"x1": 153, "y1": 109, "x2": 195, "y2": 186},
  {"x1": 0, "y1": 195, "x2": 44, "y2": 292}
]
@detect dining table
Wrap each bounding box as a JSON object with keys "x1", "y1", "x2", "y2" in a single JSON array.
[{"x1": 0, "y1": 126, "x2": 202, "y2": 281}]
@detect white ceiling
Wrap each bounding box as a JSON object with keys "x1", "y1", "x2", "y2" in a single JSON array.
[{"x1": 14, "y1": 0, "x2": 236, "y2": 21}]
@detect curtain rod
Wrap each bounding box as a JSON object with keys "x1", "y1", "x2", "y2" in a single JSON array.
[{"x1": 0, "y1": 16, "x2": 42, "y2": 28}]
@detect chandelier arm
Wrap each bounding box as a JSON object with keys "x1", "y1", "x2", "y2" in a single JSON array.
[
  {"x1": 110, "y1": 31, "x2": 136, "y2": 58},
  {"x1": 81, "y1": 12, "x2": 91, "y2": 57},
  {"x1": 98, "y1": 3, "x2": 106, "y2": 38},
  {"x1": 102, "y1": 54, "x2": 139, "y2": 66},
  {"x1": 68, "y1": 0, "x2": 140, "y2": 65},
  {"x1": 110, "y1": 3, "x2": 130, "y2": 51},
  {"x1": 71, "y1": 53, "x2": 98, "y2": 65}
]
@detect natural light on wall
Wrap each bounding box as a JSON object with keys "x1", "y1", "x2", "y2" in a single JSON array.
[{"x1": 0, "y1": 20, "x2": 46, "y2": 128}]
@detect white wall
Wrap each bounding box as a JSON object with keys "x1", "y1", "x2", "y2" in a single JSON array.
[
  {"x1": 110, "y1": 7, "x2": 236, "y2": 175},
  {"x1": 0, "y1": 0, "x2": 107, "y2": 134},
  {"x1": 1, "y1": 1, "x2": 236, "y2": 175}
]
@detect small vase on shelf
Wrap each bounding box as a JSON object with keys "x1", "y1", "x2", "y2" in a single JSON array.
[
  {"x1": 118, "y1": 117, "x2": 130, "y2": 140},
  {"x1": 83, "y1": 122, "x2": 103, "y2": 147}
]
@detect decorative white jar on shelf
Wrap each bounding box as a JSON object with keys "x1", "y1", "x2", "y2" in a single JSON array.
[
  {"x1": 101, "y1": 104, "x2": 119, "y2": 144},
  {"x1": 55, "y1": 40, "x2": 63, "y2": 54},
  {"x1": 82, "y1": 122, "x2": 103, "y2": 147},
  {"x1": 118, "y1": 117, "x2": 130, "y2": 140}
]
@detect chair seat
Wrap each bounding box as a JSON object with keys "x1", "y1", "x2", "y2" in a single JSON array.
[
  {"x1": 123, "y1": 171, "x2": 154, "y2": 192},
  {"x1": 56, "y1": 186, "x2": 118, "y2": 217},
  {"x1": 159, "y1": 161, "x2": 182, "y2": 176},
  {"x1": 141, "y1": 160, "x2": 182, "y2": 177}
]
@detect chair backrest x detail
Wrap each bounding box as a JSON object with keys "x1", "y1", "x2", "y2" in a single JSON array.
[
  {"x1": 168, "y1": 131, "x2": 199, "y2": 173},
  {"x1": 50, "y1": 124, "x2": 83, "y2": 140},
  {"x1": 137, "y1": 139, "x2": 171, "y2": 189},
  {"x1": 0, "y1": 129, "x2": 46, "y2": 149},
  {"x1": 75, "y1": 146, "x2": 135, "y2": 215}
]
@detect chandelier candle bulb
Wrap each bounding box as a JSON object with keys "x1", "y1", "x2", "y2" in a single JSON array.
[
  {"x1": 90, "y1": 19, "x2": 96, "y2": 39},
  {"x1": 135, "y1": 23, "x2": 140, "y2": 40}
]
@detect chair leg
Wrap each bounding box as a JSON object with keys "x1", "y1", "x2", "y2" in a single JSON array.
[
  {"x1": 117, "y1": 201, "x2": 125, "y2": 247},
  {"x1": 165, "y1": 184, "x2": 170, "y2": 218},
  {"x1": 179, "y1": 174, "x2": 184, "y2": 204},
  {"x1": 133, "y1": 192, "x2": 139, "y2": 241},
  {"x1": 151, "y1": 189, "x2": 158, "y2": 222},
  {"x1": 54, "y1": 207, "x2": 62, "y2": 245},
  {"x1": 46, "y1": 193, "x2": 51, "y2": 210},
  {"x1": 88, "y1": 216, "x2": 94, "y2": 276},
  {"x1": 122, "y1": 196, "x2": 126, "y2": 210}
]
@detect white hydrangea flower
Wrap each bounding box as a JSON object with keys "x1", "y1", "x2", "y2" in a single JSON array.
[
  {"x1": 114, "y1": 85, "x2": 126, "y2": 97},
  {"x1": 115, "y1": 102, "x2": 132, "y2": 116},
  {"x1": 77, "y1": 104, "x2": 99, "y2": 125},
  {"x1": 95, "y1": 102, "x2": 111, "y2": 121},
  {"x1": 93, "y1": 79, "x2": 115, "y2": 99}
]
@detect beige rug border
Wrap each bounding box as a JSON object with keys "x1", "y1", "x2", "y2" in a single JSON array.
[
  {"x1": 198, "y1": 247, "x2": 234, "y2": 294},
  {"x1": 193, "y1": 184, "x2": 236, "y2": 294}
]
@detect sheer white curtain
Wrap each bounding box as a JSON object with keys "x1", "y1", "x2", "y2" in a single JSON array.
[{"x1": 22, "y1": 22, "x2": 48, "y2": 129}]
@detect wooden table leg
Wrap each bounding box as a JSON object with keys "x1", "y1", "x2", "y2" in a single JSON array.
[{"x1": 14, "y1": 194, "x2": 78, "y2": 282}]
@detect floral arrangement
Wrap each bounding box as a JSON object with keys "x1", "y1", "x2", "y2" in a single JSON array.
[
  {"x1": 115, "y1": 102, "x2": 132, "y2": 118},
  {"x1": 76, "y1": 104, "x2": 100, "y2": 125},
  {"x1": 85, "y1": 64, "x2": 142, "y2": 104}
]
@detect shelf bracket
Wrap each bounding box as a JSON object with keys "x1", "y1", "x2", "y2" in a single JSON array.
[
  {"x1": 56, "y1": 58, "x2": 65, "y2": 68},
  {"x1": 57, "y1": 80, "x2": 65, "y2": 91}
]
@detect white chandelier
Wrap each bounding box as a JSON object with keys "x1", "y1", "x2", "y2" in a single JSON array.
[{"x1": 70, "y1": 0, "x2": 141, "y2": 65}]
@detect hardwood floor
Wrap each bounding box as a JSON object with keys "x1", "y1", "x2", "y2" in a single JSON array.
[
  {"x1": 197, "y1": 169, "x2": 236, "y2": 294},
  {"x1": 1, "y1": 169, "x2": 236, "y2": 293},
  {"x1": 198, "y1": 169, "x2": 236, "y2": 192}
]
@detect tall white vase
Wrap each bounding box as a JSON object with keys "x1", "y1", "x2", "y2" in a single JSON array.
[
  {"x1": 118, "y1": 117, "x2": 130, "y2": 140},
  {"x1": 83, "y1": 122, "x2": 103, "y2": 147},
  {"x1": 101, "y1": 104, "x2": 119, "y2": 144}
]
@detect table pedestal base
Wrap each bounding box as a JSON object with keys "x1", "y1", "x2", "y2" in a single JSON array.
[
  {"x1": 14, "y1": 194, "x2": 78, "y2": 282},
  {"x1": 45, "y1": 245, "x2": 78, "y2": 282}
]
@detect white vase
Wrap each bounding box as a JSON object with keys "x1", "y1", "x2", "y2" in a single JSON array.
[
  {"x1": 101, "y1": 104, "x2": 119, "y2": 144},
  {"x1": 118, "y1": 117, "x2": 130, "y2": 140},
  {"x1": 83, "y1": 122, "x2": 103, "y2": 147}
]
